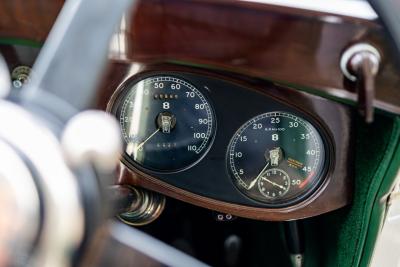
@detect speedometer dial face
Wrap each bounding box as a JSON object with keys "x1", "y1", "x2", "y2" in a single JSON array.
[
  {"x1": 228, "y1": 112, "x2": 327, "y2": 206},
  {"x1": 114, "y1": 75, "x2": 216, "y2": 172}
]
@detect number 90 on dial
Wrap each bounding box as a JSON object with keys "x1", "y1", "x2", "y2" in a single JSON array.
[{"x1": 113, "y1": 75, "x2": 216, "y2": 172}]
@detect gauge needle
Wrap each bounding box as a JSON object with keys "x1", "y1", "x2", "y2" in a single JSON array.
[
  {"x1": 134, "y1": 128, "x2": 160, "y2": 153},
  {"x1": 261, "y1": 177, "x2": 287, "y2": 190},
  {"x1": 247, "y1": 162, "x2": 270, "y2": 190}
]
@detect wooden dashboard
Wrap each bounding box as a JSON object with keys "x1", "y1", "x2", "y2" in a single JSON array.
[
  {"x1": 121, "y1": 0, "x2": 400, "y2": 114},
  {"x1": 95, "y1": 62, "x2": 354, "y2": 221},
  {"x1": 1, "y1": 0, "x2": 398, "y2": 221},
  {"x1": 0, "y1": 0, "x2": 399, "y2": 114}
]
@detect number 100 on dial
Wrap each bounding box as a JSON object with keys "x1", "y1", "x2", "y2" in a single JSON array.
[{"x1": 114, "y1": 75, "x2": 216, "y2": 172}]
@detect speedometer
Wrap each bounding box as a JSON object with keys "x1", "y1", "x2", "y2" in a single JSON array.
[
  {"x1": 111, "y1": 75, "x2": 216, "y2": 172},
  {"x1": 227, "y1": 111, "x2": 328, "y2": 206}
]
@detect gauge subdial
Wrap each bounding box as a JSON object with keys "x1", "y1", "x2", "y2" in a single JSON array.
[
  {"x1": 227, "y1": 111, "x2": 326, "y2": 206},
  {"x1": 258, "y1": 168, "x2": 290, "y2": 199}
]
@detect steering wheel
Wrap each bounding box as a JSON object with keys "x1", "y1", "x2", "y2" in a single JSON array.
[
  {"x1": 0, "y1": 0, "x2": 398, "y2": 266},
  {"x1": 0, "y1": 0, "x2": 208, "y2": 266}
]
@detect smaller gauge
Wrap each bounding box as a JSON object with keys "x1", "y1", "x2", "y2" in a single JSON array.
[
  {"x1": 227, "y1": 111, "x2": 328, "y2": 206},
  {"x1": 258, "y1": 168, "x2": 290, "y2": 199}
]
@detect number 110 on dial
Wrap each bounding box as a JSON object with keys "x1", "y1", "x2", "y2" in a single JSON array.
[{"x1": 115, "y1": 75, "x2": 216, "y2": 172}]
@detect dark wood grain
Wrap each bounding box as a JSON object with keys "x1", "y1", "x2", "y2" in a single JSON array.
[
  {"x1": 0, "y1": 0, "x2": 399, "y2": 112},
  {"x1": 117, "y1": 163, "x2": 350, "y2": 221},
  {"x1": 123, "y1": 0, "x2": 400, "y2": 113},
  {"x1": 0, "y1": 0, "x2": 382, "y2": 220},
  {"x1": 101, "y1": 62, "x2": 354, "y2": 221},
  {"x1": 0, "y1": 0, "x2": 63, "y2": 42}
]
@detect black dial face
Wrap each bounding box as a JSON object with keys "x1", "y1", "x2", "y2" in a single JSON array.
[
  {"x1": 114, "y1": 75, "x2": 216, "y2": 172},
  {"x1": 257, "y1": 168, "x2": 290, "y2": 199},
  {"x1": 228, "y1": 112, "x2": 327, "y2": 206}
]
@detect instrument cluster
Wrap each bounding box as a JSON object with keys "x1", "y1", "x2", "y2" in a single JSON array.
[{"x1": 108, "y1": 70, "x2": 352, "y2": 217}]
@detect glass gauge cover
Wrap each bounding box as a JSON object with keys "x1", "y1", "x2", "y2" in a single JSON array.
[
  {"x1": 113, "y1": 75, "x2": 216, "y2": 172},
  {"x1": 227, "y1": 111, "x2": 328, "y2": 206}
]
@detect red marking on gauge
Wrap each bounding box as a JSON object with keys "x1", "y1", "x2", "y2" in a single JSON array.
[{"x1": 299, "y1": 171, "x2": 315, "y2": 189}]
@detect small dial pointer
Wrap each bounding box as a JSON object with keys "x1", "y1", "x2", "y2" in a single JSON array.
[{"x1": 261, "y1": 176, "x2": 287, "y2": 191}]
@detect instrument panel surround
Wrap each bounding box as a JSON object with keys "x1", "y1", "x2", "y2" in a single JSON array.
[{"x1": 105, "y1": 64, "x2": 354, "y2": 220}]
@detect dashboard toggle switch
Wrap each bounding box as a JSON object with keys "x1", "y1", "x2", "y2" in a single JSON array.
[{"x1": 340, "y1": 43, "x2": 381, "y2": 123}]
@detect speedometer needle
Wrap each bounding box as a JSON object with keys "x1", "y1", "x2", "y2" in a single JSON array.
[
  {"x1": 135, "y1": 128, "x2": 160, "y2": 151},
  {"x1": 261, "y1": 177, "x2": 286, "y2": 190},
  {"x1": 126, "y1": 128, "x2": 160, "y2": 156},
  {"x1": 247, "y1": 162, "x2": 270, "y2": 190}
]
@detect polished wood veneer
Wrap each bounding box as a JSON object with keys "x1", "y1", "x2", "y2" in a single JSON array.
[
  {"x1": 1, "y1": 0, "x2": 393, "y2": 221},
  {"x1": 0, "y1": 0, "x2": 63, "y2": 42},
  {"x1": 0, "y1": 0, "x2": 399, "y2": 112},
  {"x1": 100, "y1": 63, "x2": 354, "y2": 221},
  {"x1": 124, "y1": 0, "x2": 400, "y2": 113}
]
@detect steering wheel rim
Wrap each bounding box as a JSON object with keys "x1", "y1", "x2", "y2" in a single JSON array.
[
  {"x1": 1, "y1": 0, "x2": 400, "y2": 266},
  {"x1": 0, "y1": 0, "x2": 209, "y2": 266}
]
